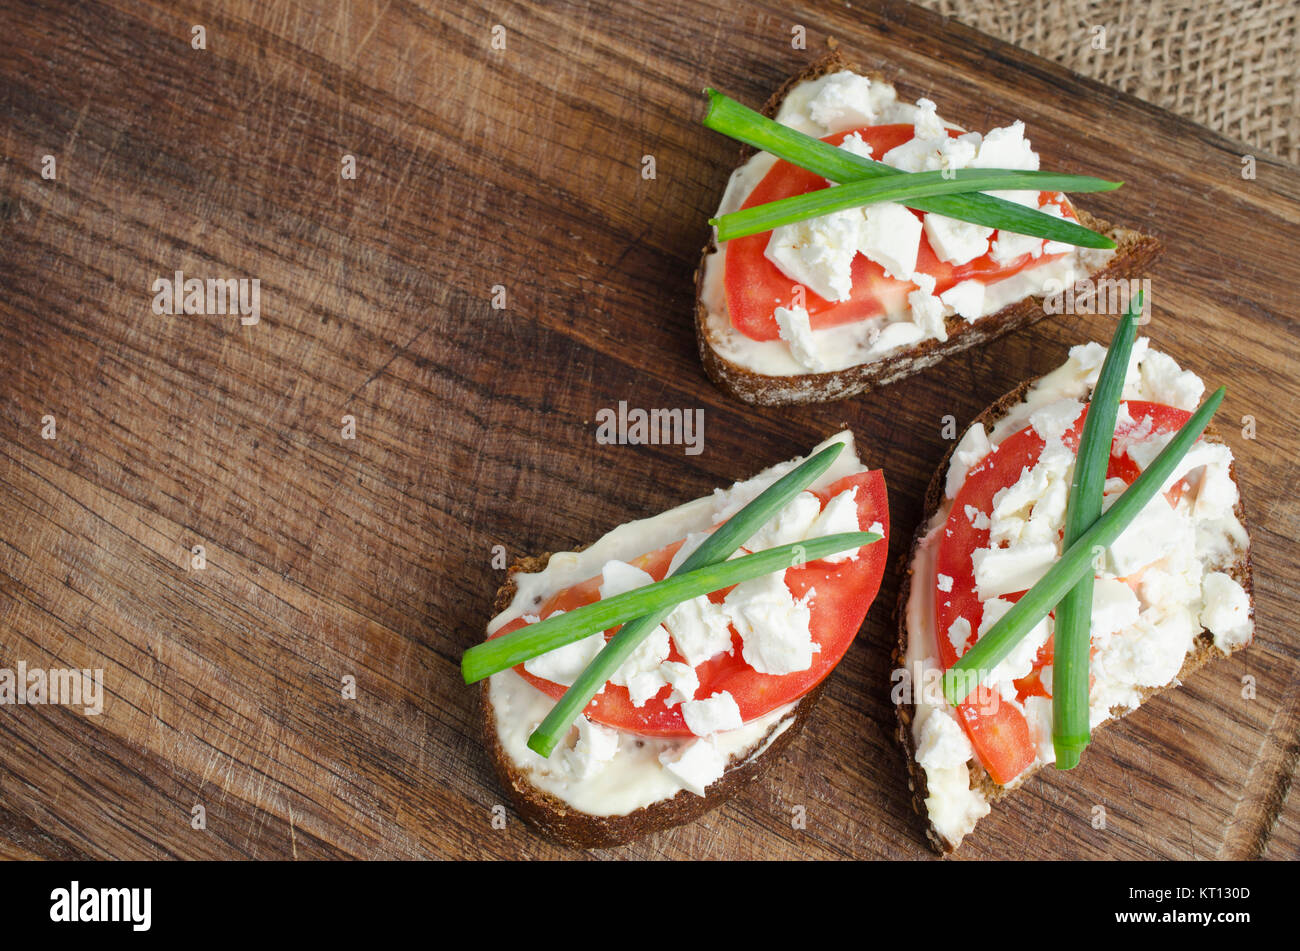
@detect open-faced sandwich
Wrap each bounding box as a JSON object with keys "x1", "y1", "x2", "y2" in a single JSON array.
[
  {"x1": 464, "y1": 432, "x2": 888, "y2": 848},
  {"x1": 894, "y1": 306, "x2": 1253, "y2": 854},
  {"x1": 695, "y1": 50, "x2": 1161, "y2": 405}
]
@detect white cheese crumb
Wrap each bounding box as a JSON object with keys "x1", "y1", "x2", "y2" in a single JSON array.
[
  {"x1": 807, "y1": 486, "x2": 862, "y2": 562},
  {"x1": 924, "y1": 215, "x2": 993, "y2": 266},
  {"x1": 664, "y1": 595, "x2": 734, "y2": 667},
  {"x1": 523, "y1": 624, "x2": 605, "y2": 687},
  {"x1": 681, "y1": 690, "x2": 744, "y2": 737},
  {"x1": 724, "y1": 571, "x2": 816, "y2": 675},
  {"x1": 1199, "y1": 571, "x2": 1252, "y2": 652},
  {"x1": 598, "y1": 560, "x2": 655, "y2": 599},
  {"x1": 565, "y1": 716, "x2": 620, "y2": 779},
  {"x1": 808, "y1": 72, "x2": 887, "y2": 132},
  {"x1": 765, "y1": 210, "x2": 862, "y2": 303},
  {"x1": 947, "y1": 615, "x2": 972, "y2": 658},
  {"x1": 859, "y1": 202, "x2": 922, "y2": 280},
  {"x1": 658, "y1": 660, "x2": 700, "y2": 707},
  {"x1": 658, "y1": 739, "x2": 729, "y2": 796},
  {"x1": 773, "y1": 304, "x2": 833, "y2": 372},
  {"x1": 939, "y1": 279, "x2": 987, "y2": 320},
  {"x1": 743, "y1": 490, "x2": 823, "y2": 552},
  {"x1": 945, "y1": 424, "x2": 992, "y2": 500},
  {"x1": 972, "y1": 542, "x2": 1057, "y2": 599}
]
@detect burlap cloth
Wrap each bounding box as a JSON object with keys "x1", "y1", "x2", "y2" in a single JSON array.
[{"x1": 915, "y1": 0, "x2": 1298, "y2": 165}]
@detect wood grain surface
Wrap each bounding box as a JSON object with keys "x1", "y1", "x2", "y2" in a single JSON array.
[{"x1": 0, "y1": 0, "x2": 1297, "y2": 860}]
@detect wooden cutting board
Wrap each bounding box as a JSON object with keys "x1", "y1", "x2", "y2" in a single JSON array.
[{"x1": 0, "y1": 0, "x2": 1296, "y2": 860}]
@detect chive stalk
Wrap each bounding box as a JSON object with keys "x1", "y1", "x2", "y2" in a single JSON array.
[
  {"x1": 1053, "y1": 293, "x2": 1143, "y2": 769},
  {"x1": 703, "y1": 89, "x2": 1117, "y2": 250},
  {"x1": 711, "y1": 169, "x2": 1121, "y2": 242},
  {"x1": 943, "y1": 384, "x2": 1225, "y2": 706}
]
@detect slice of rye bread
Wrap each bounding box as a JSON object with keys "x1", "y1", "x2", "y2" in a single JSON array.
[
  {"x1": 479, "y1": 551, "x2": 829, "y2": 850},
  {"x1": 693, "y1": 49, "x2": 1163, "y2": 406},
  {"x1": 891, "y1": 377, "x2": 1254, "y2": 855}
]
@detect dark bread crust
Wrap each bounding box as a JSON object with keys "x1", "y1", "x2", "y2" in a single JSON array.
[
  {"x1": 479, "y1": 552, "x2": 826, "y2": 850},
  {"x1": 891, "y1": 377, "x2": 1255, "y2": 854},
  {"x1": 693, "y1": 51, "x2": 1164, "y2": 406}
]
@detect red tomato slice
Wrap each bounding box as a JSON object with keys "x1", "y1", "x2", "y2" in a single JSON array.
[
  {"x1": 934, "y1": 401, "x2": 1194, "y2": 783},
  {"x1": 722, "y1": 124, "x2": 1076, "y2": 342},
  {"x1": 494, "y1": 470, "x2": 889, "y2": 737},
  {"x1": 957, "y1": 686, "x2": 1035, "y2": 784}
]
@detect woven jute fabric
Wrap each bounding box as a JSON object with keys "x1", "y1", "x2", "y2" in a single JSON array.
[{"x1": 916, "y1": 0, "x2": 1298, "y2": 164}]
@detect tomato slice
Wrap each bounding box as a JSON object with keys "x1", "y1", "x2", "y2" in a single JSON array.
[
  {"x1": 723, "y1": 124, "x2": 1076, "y2": 343},
  {"x1": 934, "y1": 401, "x2": 1194, "y2": 783},
  {"x1": 957, "y1": 686, "x2": 1035, "y2": 784},
  {"x1": 494, "y1": 470, "x2": 889, "y2": 737}
]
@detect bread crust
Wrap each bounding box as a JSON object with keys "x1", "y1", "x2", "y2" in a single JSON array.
[
  {"x1": 479, "y1": 552, "x2": 828, "y2": 850},
  {"x1": 891, "y1": 378, "x2": 1255, "y2": 855},
  {"x1": 693, "y1": 51, "x2": 1164, "y2": 406}
]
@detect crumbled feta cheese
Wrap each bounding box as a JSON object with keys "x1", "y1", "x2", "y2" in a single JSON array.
[
  {"x1": 947, "y1": 615, "x2": 972, "y2": 658},
  {"x1": 523, "y1": 625, "x2": 605, "y2": 687},
  {"x1": 599, "y1": 560, "x2": 655, "y2": 598},
  {"x1": 859, "y1": 202, "x2": 922, "y2": 280},
  {"x1": 744, "y1": 490, "x2": 823, "y2": 551},
  {"x1": 916, "y1": 702, "x2": 975, "y2": 769},
  {"x1": 1139, "y1": 349, "x2": 1204, "y2": 412},
  {"x1": 972, "y1": 541, "x2": 1058, "y2": 599},
  {"x1": 1105, "y1": 493, "x2": 1189, "y2": 576},
  {"x1": 908, "y1": 284, "x2": 949, "y2": 341},
  {"x1": 765, "y1": 210, "x2": 863, "y2": 302},
  {"x1": 1068, "y1": 337, "x2": 1149, "y2": 393},
  {"x1": 566, "y1": 716, "x2": 620, "y2": 779},
  {"x1": 990, "y1": 229, "x2": 1045, "y2": 266},
  {"x1": 667, "y1": 531, "x2": 710, "y2": 575},
  {"x1": 945, "y1": 424, "x2": 992, "y2": 499},
  {"x1": 807, "y1": 486, "x2": 862, "y2": 562},
  {"x1": 912, "y1": 97, "x2": 947, "y2": 139},
  {"x1": 1090, "y1": 577, "x2": 1141, "y2": 644},
  {"x1": 1127, "y1": 438, "x2": 1232, "y2": 500},
  {"x1": 939, "y1": 279, "x2": 986, "y2": 320},
  {"x1": 867, "y1": 320, "x2": 926, "y2": 356},
  {"x1": 1094, "y1": 610, "x2": 1197, "y2": 697},
  {"x1": 837, "y1": 131, "x2": 875, "y2": 161},
  {"x1": 1029, "y1": 398, "x2": 1084, "y2": 445},
  {"x1": 938, "y1": 133, "x2": 980, "y2": 172},
  {"x1": 964, "y1": 504, "x2": 991, "y2": 530},
  {"x1": 681, "y1": 690, "x2": 744, "y2": 737},
  {"x1": 773, "y1": 304, "x2": 832, "y2": 372},
  {"x1": 1199, "y1": 571, "x2": 1252, "y2": 652},
  {"x1": 623, "y1": 669, "x2": 669, "y2": 707},
  {"x1": 609, "y1": 623, "x2": 671, "y2": 702},
  {"x1": 724, "y1": 570, "x2": 816, "y2": 674},
  {"x1": 936, "y1": 573, "x2": 954, "y2": 593},
  {"x1": 1193, "y1": 453, "x2": 1239, "y2": 519},
  {"x1": 924, "y1": 214, "x2": 993, "y2": 266},
  {"x1": 658, "y1": 739, "x2": 729, "y2": 796},
  {"x1": 971, "y1": 121, "x2": 1039, "y2": 171},
  {"x1": 658, "y1": 660, "x2": 700, "y2": 707},
  {"x1": 1022, "y1": 695, "x2": 1056, "y2": 765},
  {"x1": 664, "y1": 595, "x2": 735, "y2": 667},
  {"x1": 808, "y1": 72, "x2": 891, "y2": 132}
]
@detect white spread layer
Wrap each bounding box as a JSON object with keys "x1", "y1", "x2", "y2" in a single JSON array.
[
  {"x1": 904, "y1": 343, "x2": 1251, "y2": 848},
  {"x1": 701, "y1": 71, "x2": 1116, "y2": 376},
  {"x1": 487, "y1": 431, "x2": 867, "y2": 817}
]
